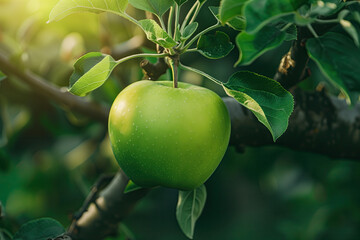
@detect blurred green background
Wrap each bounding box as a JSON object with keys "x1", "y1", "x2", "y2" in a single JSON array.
[{"x1": 0, "y1": 0, "x2": 359, "y2": 239}]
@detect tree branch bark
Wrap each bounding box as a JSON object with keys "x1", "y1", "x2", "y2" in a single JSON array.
[
  {"x1": 224, "y1": 89, "x2": 360, "y2": 160},
  {"x1": 67, "y1": 170, "x2": 148, "y2": 240}
]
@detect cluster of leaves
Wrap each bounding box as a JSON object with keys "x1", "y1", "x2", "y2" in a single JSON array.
[{"x1": 4, "y1": 0, "x2": 354, "y2": 239}]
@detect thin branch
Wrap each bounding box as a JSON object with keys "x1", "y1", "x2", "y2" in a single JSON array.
[
  {"x1": 140, "y1": 58, "x2": 169, "y2": 80},
  {"x1": 274, "y1": 27, "x2": 310, "y2": 90},
  {"x1": 0, "y1": 52, "x2": 109, "y2": 124},
  {"x1": 67, "y1": 170, "x2": 148, "y2": 240}
]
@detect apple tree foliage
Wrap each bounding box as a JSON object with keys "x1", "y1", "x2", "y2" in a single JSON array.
[{"x1": 10, "y1": 0, "x2": 360, "y2": 239}]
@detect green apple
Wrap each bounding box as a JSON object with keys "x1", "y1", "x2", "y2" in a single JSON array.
[{"x1": 108, "y1": 80, "x2": 231, "y2": 190}]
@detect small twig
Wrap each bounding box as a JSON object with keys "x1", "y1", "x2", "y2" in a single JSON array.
[
  {"x1": 67, "y1": 170, "x2": 148, "y2": 240},
  {"x1": 274, "y1": 27, "x2": 310, "y2": 90},
  {"x1": 70, "y1": 174, "x2": 114, "y2": 226},
  {"x1": 140, "y1": 58, "x2": 169, "y2": 80}
]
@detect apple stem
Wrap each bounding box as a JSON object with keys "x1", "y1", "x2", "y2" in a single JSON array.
[
  {"x1": 169, "y1": 56, "x2": 179, "y2": 88},
  {"x1": 173, "y1": 60, "x2": 179, "y2": 88}
]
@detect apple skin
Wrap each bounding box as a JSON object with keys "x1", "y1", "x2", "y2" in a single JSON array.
[{"x1": 108, "y1": 80, "x2": 231, "y2": 190}]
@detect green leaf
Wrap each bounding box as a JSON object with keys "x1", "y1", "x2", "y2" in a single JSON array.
[
  {"x1": 235, "y1": 24, "x2": 285, "y2": 66},
  {"x1": 13, "y1": 218, "x2": 65, "y2": 240},
  {"x1": 219, "y1": 0, "x2": 249, "y2": 24},
  {"x1": 307, "y1": 32, "x2": 360, "y2": 104},
  {"x1": 175, "y1": 24, "x2": 182, "y2": 42},
  {"x1": 138, "y1": 19, "x2": 177, "y2": 48},
  {"x1": 129, "y1": 0, "x2": 173, "y2": 17},
  {"x1": 309, "y1": 0, "x2": 345, "y2": 17},
  {"x1": 209, "y1": 6, "x2": 245, "y2": 31},
  {"x1": 223, "y1": 71, "x2": 294, "y2": 141},
  {"x1": 48, "y1": 0, "x2": 128, "y2": 22},
  {"x1": 244, "y1": 0, "x2": 307, "y2": 33},
  {"x1": 174, "y1": 0, "x2": 188, "y2": 6},
  {"x1": 124, "y1": 180, "x2": 143, "y2": 193},
  {"x1": 0, "y1": 71, "x2": 6, "y2": 83},
  {"x1": 181, "y1": 22, "x2": 198, "y2": 41},
  {"x1": 284, "y1": 24, "x2": 297, "y2": 41},
  {"x1": 69, "y1": 52, "x2": 118, "y2": 96},
  {"x1": 227, "y1": 16, "x2": 246, "y2": 31},
  {"x1": 340, "y1": 19, "x2": 359, "y2": 47},
  {"x1": 197, "y1": 31, "x2": 234, "y2": 59},
  {"x1": 176, "y1": 185, "x2": 207, "y2": 239}
]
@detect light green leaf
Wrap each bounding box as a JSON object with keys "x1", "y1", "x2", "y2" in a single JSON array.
[
  {"x1": 124, "y1": 180, "x2": 143, "y2": 193},
  {"x1": 181, "y1": 22, "x2": 198, "y2": 41},
  {"x1": 69, "y1": 52, "x2": 118, "y2": 96},
  {"x1": 48, "y1": 0, "x2": 128, "y2": 22},
  {"x1": 219, "y1": 0, "x2": 249, "y2": 24},
  {"x1": 13, "y1": 218, "x2": 65, "y2": 240},
  {"x1": 138, "y1": 19, "x2": 177, "y2": 48},
  {"x1": 227, "y1": 16, "x2": 246, "y2": 31},
  {"x1": 223, "y1": 71, "x2": 294, "y2": 141},
  {"x1": 176, "y1": 185, "x2": 207, "y2": 239},
  {"x1": 235, "y1": 25, "x2": 285, "y2": 66},
  {"x1": 197, "y1": 31, "x2": 234, "y2": 59},
  {"x1": 129, "y1": 0, "x2": 173, "y2": 17},
  {"x1": 244, "y1": 0, "x2": 307, "y2": 33},
  {"x1": 307, "y1": 32, "x2": 360, "y2": 104}
]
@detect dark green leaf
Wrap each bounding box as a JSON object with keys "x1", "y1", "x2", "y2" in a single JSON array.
[
  {"x1": 284, "y1": 24, "x2": 297, "y2": 41},
  {"x1": 138, "y1": 19, "x2": 177, "y2": 48},
  {"x1": 69, "y1": 52, "x2": 118, "y2": 96},
  {"x1": 235, "y1": 25, "x2": 285, "y2": 66},
  {"x1": 174, "y1": 0, "x2": 188, "y2": 6},
  {"x1": 129, "y1": 0, "x2": 173, "y2": 17},
  {"x1": 353, "y1": 12, "x2": 360, "y2": 25},
  {"x1": 48, "y1": 0, "x2": 128, "y2": 22},
  {"x1": 197, "y1": 31, "x2": 234, "y2": 59},
  {"x1": 340, "y1": 19, "x2": 359, "y2": 47},
  {"x1": 307, "y1": 32, "x2": 360, "y2": 104},
  {"x1": 223, "y1": 71, "x2": 294, "y2": 141},
  {"x1": 244, "y1": 0, "x2": 307, "y2": 33},
  {"x1": 13, "y1": 218, "x2": 65, "y2": 240},
  {"x1": 181, "y1": 22, "x2": 198, "y2": 41},
  {"x1": 176, "y1": 185, "x2": 207, "y2": 239},
  {"x1": 219, "y1": 0, "x2": 249, "y2": 24}
]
